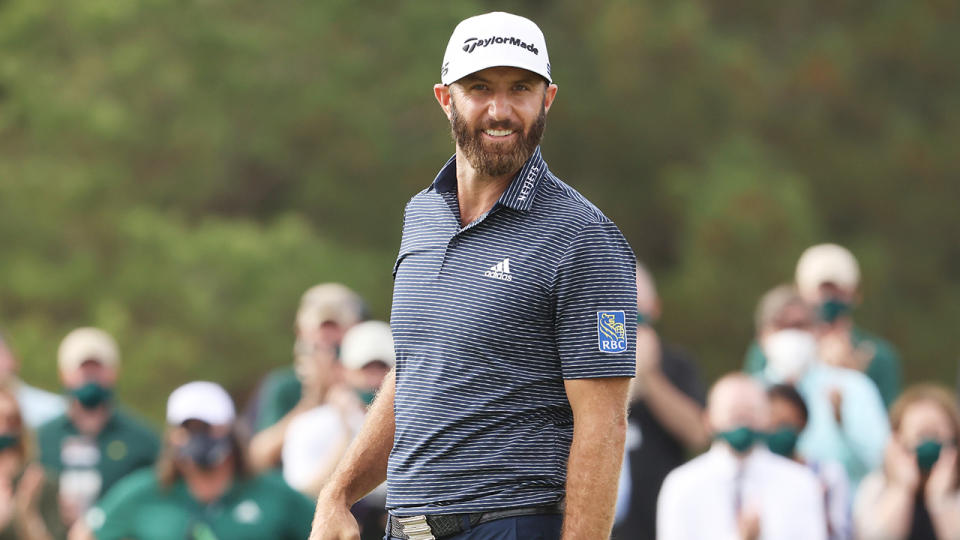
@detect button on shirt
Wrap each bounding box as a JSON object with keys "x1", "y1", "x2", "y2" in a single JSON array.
[
  {"x1": 388, "y1": 147, "x2": 638, "y2": 514},
  {"x1": 657, "y1": 445, "x2": 827, "y2": 540}
]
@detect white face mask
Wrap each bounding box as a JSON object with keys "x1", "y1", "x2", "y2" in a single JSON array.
[{"x1": 763, "y1": 329, "x2": 818, "y2": 383}]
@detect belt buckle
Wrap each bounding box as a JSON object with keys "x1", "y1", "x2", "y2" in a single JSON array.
[{"x1": 397, "y1": 515, "x2": 436, "y2": 540}]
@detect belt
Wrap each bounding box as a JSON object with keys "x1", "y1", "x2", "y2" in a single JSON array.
[{"x1": 388, "y1": 502, "x2": 563, "y2": 540}]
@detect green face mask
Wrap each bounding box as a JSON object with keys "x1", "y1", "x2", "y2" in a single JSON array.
[
  {"x1": 916, "y1": 440, "x2": 943, "y2": 472},
  {"x1": 69, "y1": 382, "x2": 114, "y2": 410},
  {"x1": 716, "y1": 426, "x2": 759, "y2": 454},
  {"x1": 355, "y1": 389, "x2": 376, "y2": 407},
  {"x1": 818, "y1": 298, "x2": 851, "y2": 324},
  {"x1": 0, "y1": 433, "x2": 19, "y2": 452},
  {"x1": 765, "y1": 427, "x2": 800, "y2": 458}
]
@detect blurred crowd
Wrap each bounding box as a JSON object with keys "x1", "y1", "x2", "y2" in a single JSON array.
[{"x1": 0, "y1": 242, "x2": 957, "y2": 539}]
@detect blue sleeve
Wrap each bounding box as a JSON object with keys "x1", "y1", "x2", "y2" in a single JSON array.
[{"x1": 553, "y1": 221, "x2": 637, "y2": 379}]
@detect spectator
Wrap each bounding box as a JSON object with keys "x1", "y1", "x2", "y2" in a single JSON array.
[
  {"x1": 73, "y1": 381, "x2": 315, "y2": 540},
  {"x1": 752, "y1": 284, "x2": 889, "y2": 488},
  {"x1": 613, "y1": 265, "x2": 708, "y2": 540},
  {"x1": 0, "y1": 332, "x2": 65, "y2": 429},
  {"x1": 746, "y1": 244, "x2": 902, "y2": 408},
  {"x1": 657, "y1": 373, "x2": 826, "y2": 540},
  {"x1": 35, "y1": 328, "x2": 158, "y2": 528},
  {"x1": 0, "y1": 386, "x2": 65, "y2": 540},
  {"x1": 854, "y1": 384, "x2": 960, "y2": 539},
  {"x1": 283, "y1": 321, "x2": 393, "y2": 540},
  {"x1": 246, "y1": 283, "x2": 363, "y2": 472},
  {"x1": 767, "y1": 384, "x2": 851, "y2": 540}
]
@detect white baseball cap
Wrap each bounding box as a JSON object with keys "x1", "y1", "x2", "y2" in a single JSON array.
[
  {"x1": 166, "y1": 381, "x2": 236, "y2": 426},
  {"x1": 58, "y1": 327, "x2": 120, "y2": 373},
  {"x1": 340, "y1": 321, "x2": 395, "y2": 371},
  {"x1": 296, "y1": 283, "x2": 364, "y2": 332},
  {"x1": 441, "y1": 12, "x2": 551, "y2": 85},
  {"x1": 795, "y1": 243, "x2": 861, "y2": 298}
]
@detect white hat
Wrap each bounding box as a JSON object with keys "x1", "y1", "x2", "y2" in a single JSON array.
[
  {"x1": 795, "y1": 243, "x2": 861, "y2": 298},
  {"x1": 296, "y1": 283, "x2": 364, "y2": 332},
  {"x1": 166, "y1": 381, "x2": 236, "y2": 426},
  {"x1": 441, "y1": 12, "x2": 551, "y2": 85},
  {"x1": 58, "y1": 327, "x2": 120, "y2": 373},
  {"x1": 340, "y1": 321, "x2": 395, "y2": 370}
]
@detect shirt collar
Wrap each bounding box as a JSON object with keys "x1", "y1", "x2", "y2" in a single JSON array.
[{"x1": 429, "y1": 146, "x2": 549, "y2": 212}]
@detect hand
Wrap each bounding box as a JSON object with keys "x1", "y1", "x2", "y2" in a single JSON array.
[
  {"x1": 309, "y1": 491, "x2": 361, "y2": 540},
  {"x1": 13, "y1": 464, "x2": 45, "y2": 517},
  {"x1": 885, "y1": 439, "x2": 921, "y2": 492},
  {"x1": 925, "y1": 445, "x2": 958, "y2": 509},
  {"x1": 818, "y1": 329, "x2": 874, "y2": 372},
  {"x1": 737, "y1": 508, "x2": 761, "y2": 540}
]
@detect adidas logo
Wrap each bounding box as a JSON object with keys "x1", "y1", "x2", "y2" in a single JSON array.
[{"x1": 484, "y1": 258, "x2": 513, "y2": 282}]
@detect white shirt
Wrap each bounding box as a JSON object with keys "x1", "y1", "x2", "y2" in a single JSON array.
[
  {"x1": 658, "y1": 444, "x2": 827, "y2": 540},
  {"x1": 16, "y1": 380, "x2": 67, "y2": 428},
  {"x1": 281, "y1": 404, "x2": 364, "y2": 493}
]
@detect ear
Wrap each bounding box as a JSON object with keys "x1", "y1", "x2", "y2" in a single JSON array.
[
  {"x1": 434, "y1": 84, "x2": 452, "y2": 119},
  {"x1": 542, "y1": 83, "x2": 559, "y2": 113}
]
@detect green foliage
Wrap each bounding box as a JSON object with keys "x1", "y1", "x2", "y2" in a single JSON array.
[{"x1": 1, "y1": 0, "x2": 958, "y2": 421}]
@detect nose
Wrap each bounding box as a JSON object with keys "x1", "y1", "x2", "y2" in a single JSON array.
[{"x1": 486, "y1": 91, "x2": 512, "y2": 122}]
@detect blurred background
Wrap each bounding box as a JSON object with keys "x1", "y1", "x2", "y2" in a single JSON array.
[{"x1": 1, "y1": 0, "x2": 957, "y2": 425}]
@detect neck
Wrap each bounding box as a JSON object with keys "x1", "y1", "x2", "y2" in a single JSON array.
[
  {"x1": 68, "y1": 401, "x2": 112, "y2": 436},
  {"x1": 184, "y1": 459, "x2": 235, "y2": 504},
  {"x1": 454, "y1": 146, "x2": 517, "y2": 227}
]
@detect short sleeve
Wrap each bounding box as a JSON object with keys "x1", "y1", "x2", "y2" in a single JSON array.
[
  {"x1": 88, "y1": 469, "x2": 153, "y2": 540},
  {"x1": 553, "y1": 221, "x2": 637, "y2": 379}
]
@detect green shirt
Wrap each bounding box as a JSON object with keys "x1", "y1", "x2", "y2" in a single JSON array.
[
  {"x1": 253, "y1": 368, "x2": 301, "y2": 432},
  {"x1": 743, "y1": 325, "x2": 902, "y2": 408},
  {"x1": 89, "y1": 469, "x2": 315, "y2": 540},
  {"x1": 36, "y1": 407, "x2": 160, "y2": 503}
]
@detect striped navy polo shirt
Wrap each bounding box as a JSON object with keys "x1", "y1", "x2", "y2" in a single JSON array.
[{"x1": 388, "y1": 146, "x2": 637, "y2": 515}]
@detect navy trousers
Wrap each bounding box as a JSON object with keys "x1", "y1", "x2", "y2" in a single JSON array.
[{"x1": 385, "y1": 514, "x2": 562, "y2": 540}]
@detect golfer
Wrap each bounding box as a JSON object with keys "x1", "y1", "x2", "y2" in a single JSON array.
[{"x1": 310, "y1": 11, "x2": 637, "y2": 540}]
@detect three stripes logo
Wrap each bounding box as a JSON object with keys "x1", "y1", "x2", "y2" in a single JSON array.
[{"x1": 484, "y1": 258, "x2": 513, "y2": 282}]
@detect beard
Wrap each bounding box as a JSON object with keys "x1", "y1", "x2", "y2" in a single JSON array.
[{"x1": 450, "y1": 97, "x2": 546, "y2": 177}]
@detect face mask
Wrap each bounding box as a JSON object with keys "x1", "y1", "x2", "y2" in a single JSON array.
[
  {"x1": 763, "y1": 329, "x2": 818, "y2": 383},
  {"x1": 179, "y1": 432, "x2": 232, "y2": 470},
  {"x1": 0, "y1": 433, "x2": 19, "y2": 451},
  {"x1": 916, "y1": 439, "x2": 943, "y2": 472},
  {"x1": 765, "y1": 427, "x2": 800, "y2": 457},
  {"x1": 818, "y1": 298, "x2": 851, "y2": 324},
  {"x1": 716, "y1": 426, "x2": 759, "y2": 454},
  {"x1": 355, "y1": 389, "x2": 376, "y2": 406},
  {"x1": 69, "y1": 382, "x2": 113, "y2": 410}
]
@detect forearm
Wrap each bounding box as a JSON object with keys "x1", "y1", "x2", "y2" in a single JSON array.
[
  {"x1": 15, "y1": 512, "x2": 53, "y2": 540},
  {"x1": 636, "y1": 371, "x2": 709, "y2": 449},
  {"x1": 248, "y1": 414, "x2": 296, "y2": 472},
  {"x1": 318, "y1": 371, "x2": 396, "y2": 506},
  {"x1": 856, "y1": 484, "x2": 914, "y2": 539},
  {"x1": 562, "y1": 381, "x2": 629, "y2": 539},
  {"x1": 928, "y1": 498, "x2": 960, "y2": 540}
]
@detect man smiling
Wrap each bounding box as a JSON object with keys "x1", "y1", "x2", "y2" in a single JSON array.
[{"x1": 310, "y1": 12, "x2": 637, "y2": 540}]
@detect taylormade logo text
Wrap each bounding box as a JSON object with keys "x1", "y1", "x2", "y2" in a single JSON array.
[{"x1": 462, "y1": 36, "x2": 539, "y2": 55}]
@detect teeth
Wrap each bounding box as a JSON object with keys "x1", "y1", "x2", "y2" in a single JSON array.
[{"x1": 485, "y1": 129, "x2": 514, "y2": 137}]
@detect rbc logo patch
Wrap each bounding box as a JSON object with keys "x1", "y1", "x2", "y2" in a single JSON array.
[{"x1": 597, "y1": 311, "x2": 627, "y2": 353}]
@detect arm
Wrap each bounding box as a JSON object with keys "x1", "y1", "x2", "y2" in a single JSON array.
[
  {"x1": 309, "y1": 370, "x2": 396, "y2": 540},
  {"x1": 853, "y1": 443, "x2": 918, "y2": 540},
  {"x1": 561, "y1": 376, "x2": 630, "y2": 540},
  {"x1": 631, "y1": 331, "x2": 709, "y2": 449}
]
